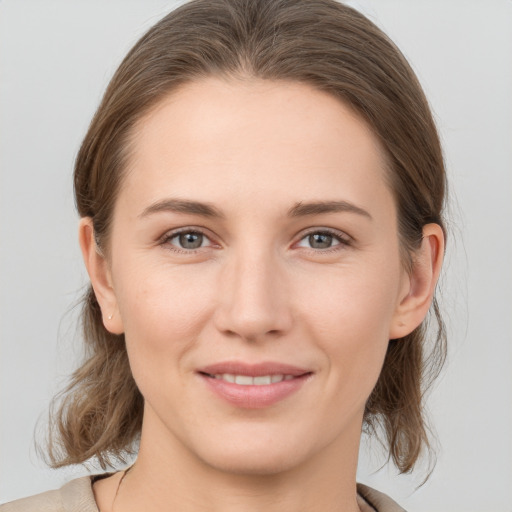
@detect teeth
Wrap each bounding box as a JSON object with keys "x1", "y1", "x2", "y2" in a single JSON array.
[
  {"x1": 214, "y1": 374, "x2": 293, "y2": 385},
  {"x1": 235, "y1": 375, "x2": 253, "y2": 385},
  {"x1": 253, "y1": 375, "x2": 271, "y2": 385}
]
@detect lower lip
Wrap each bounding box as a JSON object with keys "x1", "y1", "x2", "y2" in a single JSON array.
[{"x1": 199, "y1": 374, "x2": 311, "y2": 409}]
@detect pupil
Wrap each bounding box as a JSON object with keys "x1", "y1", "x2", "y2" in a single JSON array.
[
  {"x1": 179, "y1": 232, "x2": 203, "y2": 249},
  {"x1": 309, "y1": 233, "x2": 332, "y2": 249}
]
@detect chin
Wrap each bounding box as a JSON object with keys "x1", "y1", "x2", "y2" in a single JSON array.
[
  {"x1": 203, "y1": 449, "x2": 301, "y2": 477},
  {"x1": 190, "y1": 428, "x2": 312, "y2": 477}
]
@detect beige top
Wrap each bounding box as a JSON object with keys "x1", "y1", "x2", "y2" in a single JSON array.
[{"x1": 0, "y1": 476, "x2": 406, "y2": 512}]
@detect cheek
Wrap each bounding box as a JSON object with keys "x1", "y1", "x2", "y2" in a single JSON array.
[
  {"x1": 113, "y1": 261, "x2": 218, "y2": 378},
  {"x1": 300, "y1": 258, "x2": 401, "y2": 340},
  {"x1": 296, "y1": 260, "x2": 401, "y2": 400}
]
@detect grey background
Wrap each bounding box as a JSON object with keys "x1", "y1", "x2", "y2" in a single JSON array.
[{"x1": 1, "y1": 1, "x2": 511, "y2": 510}]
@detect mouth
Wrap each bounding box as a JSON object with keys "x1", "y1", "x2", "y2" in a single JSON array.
[
  {"x1": 200, "y1": 373, "x2": 297, "y2": 385},
  {"x1": 196, "y1": 361, "x2": 313, "y2": 408}
]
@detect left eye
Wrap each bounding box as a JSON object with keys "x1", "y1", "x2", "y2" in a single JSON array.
[
  {"x1": 167, "y1": 231, "x2": 212, "y2": 250},
  {"x1": 296, "y1": 231, "x2": 344, "y2": 250}
]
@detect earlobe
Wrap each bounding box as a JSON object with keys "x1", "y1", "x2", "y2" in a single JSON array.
[
  {"x1": 389, "y1": 223, "x2": 444, "y2": 340},
  {"x1": 78, "y1": 218, "x2": 124, "y2": 335}
]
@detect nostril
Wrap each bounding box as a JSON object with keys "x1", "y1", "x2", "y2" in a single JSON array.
[{"x1": 222, "y1": 329, "x2": 242, "y2": 339}]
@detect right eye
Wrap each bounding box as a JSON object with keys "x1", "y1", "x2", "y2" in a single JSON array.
[{"x1": 162, "y1": 229, "x2": 213, "y2": 253}]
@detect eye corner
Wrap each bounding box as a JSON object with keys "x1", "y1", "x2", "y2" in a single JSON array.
[
  {"x1": 158, "y1": 227, "x2": 218, "y2": 254},
  {"x1": 294, "y1": 228, "x2": 353, "y2": 253}
]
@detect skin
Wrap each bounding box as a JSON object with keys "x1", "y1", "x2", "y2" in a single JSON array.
[{"x1": 80, "y1": 77, "x2": 444, "y2": 512}]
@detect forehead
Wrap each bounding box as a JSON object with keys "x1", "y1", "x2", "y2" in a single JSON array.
[{"x1": 122, "y1": 77, "x2": 393, "y2": 218}]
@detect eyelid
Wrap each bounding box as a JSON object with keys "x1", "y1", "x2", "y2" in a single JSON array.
[
  {"x1": 294, "y1": 227, "x2": 353, "y2": 251},
  {"x1": 159, "y1": 226, "x2": 217, "y2": 253},
  {"x1": 158, "y1": 226, "x2": 353, "y2": 254}
]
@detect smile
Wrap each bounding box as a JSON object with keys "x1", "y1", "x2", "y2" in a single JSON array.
[
  {"x1": 207, "y1": 374, "x2": 296, "y2": 385},
  {"x1": 197, "y1": 361, "x2": 313, "y2": 408}
]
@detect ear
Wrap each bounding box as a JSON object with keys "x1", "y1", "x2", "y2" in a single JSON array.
[
  {"x1": 78, "y1": 217, "x2": 124, "y2": 335},
  {"x1": 389, "y1": 223, "x2": 444, "y2": 340}
]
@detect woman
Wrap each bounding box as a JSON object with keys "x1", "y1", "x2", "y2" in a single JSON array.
[{"x1": 1, "y1": 0, "x2": 446, "y2": 510}]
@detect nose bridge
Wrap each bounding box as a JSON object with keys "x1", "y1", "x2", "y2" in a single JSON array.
[{"x1": 215, "y1": 244, "x2": 292, "y2": 341}]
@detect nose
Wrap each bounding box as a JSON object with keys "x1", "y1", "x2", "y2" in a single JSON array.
[{"x1": 213, "y1": 249, "x2": 293, "y2": 342}]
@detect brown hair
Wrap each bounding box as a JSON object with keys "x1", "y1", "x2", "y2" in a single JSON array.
[{"x1": 47, "y1": 0, "x2": 447, "y2": 474}]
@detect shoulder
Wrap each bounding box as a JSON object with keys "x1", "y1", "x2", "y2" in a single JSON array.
[
  {"x1": 0, "y1": 476, "x2": 98, "y2": 512},
  {"x1": 2, "y1": 477, "x2": 404, "y2": 512},
  {"x1": 357, "y1": 483, "x2": 407, "y2": 512}
]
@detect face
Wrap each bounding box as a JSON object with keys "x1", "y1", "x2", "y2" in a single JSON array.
[{"x1": 99, "y1": 77, "x2": 412, "y2": 474}]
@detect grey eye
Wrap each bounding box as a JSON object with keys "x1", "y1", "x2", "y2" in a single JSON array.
[
  {"x1": 296, "y1": 231, "x2": 344, "y2": 250},
  {"x1": 308, "y1": 233, "x2": 335, "y2": 249},
  {"x1": 177, "y1": 232, "x2": 204, "y2": 249}
]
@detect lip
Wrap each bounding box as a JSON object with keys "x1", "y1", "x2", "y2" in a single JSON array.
[
  {"x1": 197, "y1": 361, "x2": 313, "y2": 409},
  {"x1": 198, "y1": 361, "x2": 311, "y2": 377}
]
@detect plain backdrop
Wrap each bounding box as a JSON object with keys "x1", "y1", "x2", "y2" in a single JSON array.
[{"x1": 1, "y1": 1, "x2": 511, "y2": 510}]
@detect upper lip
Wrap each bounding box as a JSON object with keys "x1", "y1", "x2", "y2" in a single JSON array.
[{"x1": 197, "y1": 361, "x2": 312, "y2": 377}]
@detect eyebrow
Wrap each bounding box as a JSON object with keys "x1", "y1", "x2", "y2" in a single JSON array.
[
  {"x1": 139, "y1": 198, "x2": 225, "y2": 219},
  {"x1": 287, "y1": 200, "x2": 372, "y2": 220},
  {"x1": 139, "y1": 198, "x2": 372, "y2": 221}
]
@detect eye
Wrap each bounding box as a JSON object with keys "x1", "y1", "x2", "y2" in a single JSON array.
[
  {"x1": 296, "y1": 229, "x2": 350, "y2": 251},
  {"x1": 163, "y1": 230, "x2": 213, "y2": 252}
]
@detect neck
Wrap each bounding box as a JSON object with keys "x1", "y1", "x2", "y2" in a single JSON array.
[{"x1": 114, "y1": 408, "x2": 364, "y2": 512}]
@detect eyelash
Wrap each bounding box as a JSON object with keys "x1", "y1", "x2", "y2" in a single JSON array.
[
  {"x1": 294, "y1": 228, "x2": 352, "y2": 254},
  {"x1": 160, "y1": 227, "x2": 352, "y2": 255},
  {"x1": 160, "y1": 228, "x2": 215, "y2": 255}
]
